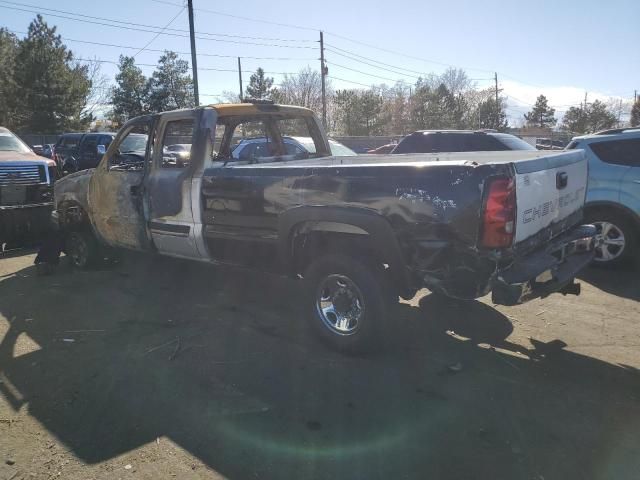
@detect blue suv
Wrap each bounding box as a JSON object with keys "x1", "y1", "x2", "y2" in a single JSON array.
[{"x1": 567, "y1": 127, "x2": 640, "y2": 266}]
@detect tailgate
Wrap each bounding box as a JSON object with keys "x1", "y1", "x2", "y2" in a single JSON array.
[{"x1": 513, "y1": 150, "x2": 587, "y2": 246}]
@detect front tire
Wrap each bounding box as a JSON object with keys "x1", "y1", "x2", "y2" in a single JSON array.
[
  {"x1": 304, "y1": 254, "x2": 388, "y2": 354},
  {"x1": 66, "y1": 230, "x2": 100, "y2": 269},
  {"x1": 585, "y1": 210, "x2": 637, "y2": 268}
]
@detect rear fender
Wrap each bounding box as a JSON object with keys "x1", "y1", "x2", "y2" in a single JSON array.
[{"x1": 278, "y1": 206, "x2": 411, "y2": 291}]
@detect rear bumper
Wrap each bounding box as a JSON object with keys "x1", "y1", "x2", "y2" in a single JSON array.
[{"x1": 491, "y1": 224, "x2": 596, "y2": 306}]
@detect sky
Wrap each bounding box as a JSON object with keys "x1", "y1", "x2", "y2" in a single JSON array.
[{"x1": 2, "y1": 0, "x2": 639, "y2": 124}]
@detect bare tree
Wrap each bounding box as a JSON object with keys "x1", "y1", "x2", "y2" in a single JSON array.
[
  {"x1": 438, "y1": 67, "x2": 474, "y2": 96},
  {"x1": 272, "y1": 67, "x2": 332, "y2": 115},
  {"x1": 80, "y1": 58, "x2": 110, "y2": 123},
  {"x1": 605, "y1": 98, "x2": 633, "y2": 127}
]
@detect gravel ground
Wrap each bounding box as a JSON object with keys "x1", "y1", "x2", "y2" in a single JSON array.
[{"x1": 0, "y1": 250, "x2": 639, "y2": 480}]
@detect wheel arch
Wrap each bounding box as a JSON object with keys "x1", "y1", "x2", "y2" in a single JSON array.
[
  {"x1": 278, "y1": 206, "x2": 411, "y2": 292},
  {"x1": 584, "y1": 201, "x2": 640, "y2": 235}
]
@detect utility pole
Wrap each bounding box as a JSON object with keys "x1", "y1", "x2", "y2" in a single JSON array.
[
  {"x1": 187, "y1": 0, "x2": 199, "y2": 106},
  {"x1": 319, "y1": 31, "x2": 327, "y2": 129},
  {"x1": 237, "y1": 57, "x2": 243, "y2": 101},
  {"x1": 494, "y1": 72, "x2": 499, "y2": 106},
  {"x1": 583, "y1": 92, "x2": 588, "y2": 111},
  {"x1": 635, "y1": 90, "x2": 637, "y2": 104}
]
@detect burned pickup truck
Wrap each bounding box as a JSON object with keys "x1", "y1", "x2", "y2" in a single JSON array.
[
  {"x1": 1, "y1": 127, "x2": 56, "y2": 248},
  {"x1": 53, "y1": 101, "x2": 596, "y2": 351}
]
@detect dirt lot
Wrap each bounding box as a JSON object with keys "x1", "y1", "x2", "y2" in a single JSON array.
[{"x1": 0, "y1": 250, "x2": 639, "y2": 480}]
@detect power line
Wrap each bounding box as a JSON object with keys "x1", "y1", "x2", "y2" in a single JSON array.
[
  {"x1": 0, "y1": 0, "x2": 314, "y2": 42},
  {"x1": 133, "y1": 5, "x2": 185, "y2": 58},
  {"x1": 0, "y1": 3, "x2": 316, "y2": 48},
  {"x1": 326, "y1": 61, "x2": 405, "y2": 83},
  {"x1": 7, "y1": 30, "x2": 315, "y2": 61},
  {"x1": 329, "y1": 76, "x2": 374, "y2": 88},
  {"x1": 325, "y1": 44, "x2": 427, "y2": 77},
  {"x1": 75, "y1": 57, "x2": 304, "y2": 77},
  {"x1": 149, "y1": 0, "x2": 318, "y2": 32}
]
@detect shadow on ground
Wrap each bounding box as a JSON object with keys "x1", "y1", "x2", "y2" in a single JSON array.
[
  {"x1": 578, "y1": 266, "x2": 640, "y2": 301},
  {"x1": 1, "y1": 253, "x2": 639, "y2": 480}
]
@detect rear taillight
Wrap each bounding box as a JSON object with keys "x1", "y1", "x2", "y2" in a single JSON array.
[{"x1": 481, "y1": 177, "x2": 516, "y2": 248}]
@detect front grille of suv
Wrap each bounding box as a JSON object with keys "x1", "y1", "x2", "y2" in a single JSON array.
[{"x1": 0, "y1": 164, "x2": 46, "y2": 186}]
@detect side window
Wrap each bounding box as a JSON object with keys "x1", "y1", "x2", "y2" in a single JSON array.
[
  {"x1": 468, "y1": 135, "x2": 509, "y2": 151},
  {"x1": 394, "y1": 133, "x2": 436, "y2": 153},
  {"x1": 214, "y1": 115, "x2": 327, "y2": 162},
  {"x1": 590, "y1": 139, "x2": 640, "y2": 167},
  {"x1": 161, "y1": 118, "x2": 194, "y2": 169},
  {"x1": 108, "y1": 123, "x2": 151, "y2": 172},
  {"x1": 436, "y1": 134, "x2": 467, "y2": 152},
  {"x1": 238, "y1": 143, "x2": 256, "y2": 160},
  {"x1": 80, "y1": 135, "x2": 98, "y2": 154},
  {"x1": 100, "y1": 135, "x2": 113, "y2": 147},
  {"x1": 284, "y1": 142, "x2": 306, "y2": 156}
]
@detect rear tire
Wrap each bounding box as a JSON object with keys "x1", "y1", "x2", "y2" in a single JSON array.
[
  {"x1": 304, "y1": 254, "x2": 389, "y2": 354},
  {"x1": 585, "y1": 209, "x2": 637, "y2": 268},
  {"x1": 66, "y1": 230, "x2": 100, "y2": 269}
]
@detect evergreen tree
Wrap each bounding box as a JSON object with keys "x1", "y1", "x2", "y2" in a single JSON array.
[
  {"x1": 147, "y1": 51, "x2": 194, "y2": 112},
  {"x1": 245, "y1": 68, "x2": 274, "y2": 100},
  {"x1": 562, "y1": 100, "x2": 617, "y2": 133},
  {"x1": 13, "y1": 16, "x2": 92, "y2": 133},
  {"x1": 110, "y1": 55, "x2": 149, "y2": 126},
  {"x1": 0, "y1": 29, "x2": 18, "y2": 127},
  {"x1": 524, "y1": 95, "x2": 557, "y2": 128}
]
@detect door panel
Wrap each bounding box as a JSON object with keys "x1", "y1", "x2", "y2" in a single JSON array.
[
  {"x1": 87, "y1": 118, "x2": 153, "y2": 250},
  {"x1": 146, "y1": 110, "x2": 201, "y2": 259}
]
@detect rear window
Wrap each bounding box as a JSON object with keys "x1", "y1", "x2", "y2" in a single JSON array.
[
  {"x1": 392, "y1": 132, "x2": 437, "y2": 154},
  {"x1": 589, "y1": 139, "x2": 640, "y2": 167},
  {"x1": 490, "y1": 133, "x2": 536, "y2": 151}
]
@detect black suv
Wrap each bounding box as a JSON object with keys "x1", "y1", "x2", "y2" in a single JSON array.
[
  {"x1": 392, "y1": 130, "x2": 535, "y2": 154},
  {"x1": 54, "y1": 132, "x2": 118, "y2": 173}
]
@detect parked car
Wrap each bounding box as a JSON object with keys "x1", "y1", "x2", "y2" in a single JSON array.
[
  {"x1": 54, "y1": 102, "x2": 595, "y2": 352},
  {"x1": 367, "y1": 144, "x2": 398, "y2": 154},
  {"x1": 536, "y1": 138, "x2": 566, "y2": 150},
  {"x1": 41, "y1": 144, "x2": 55, "y2": 159},
  {"x1": 566, "y1": 127, "x2": 640, "y2": 266},
  {"x1": 54, "y1": 132, "x2": 148, "y2": 174},
  {"x1": 31, "y1": 144, "x2": 44, "y2": 156},
  {"x1": 392, "y1": 130, "x2": 536, "y2": 154},
  {"x1": 232, "y1": 136, "x2": 356, "y2": 160},
  {"x1": 0, "y1": 127, "x2": 56, "y2": 247}
]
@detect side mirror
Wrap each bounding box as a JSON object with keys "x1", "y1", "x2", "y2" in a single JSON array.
[{"x1": 97, "y1": 144, "x2": 106, "y2": 155}]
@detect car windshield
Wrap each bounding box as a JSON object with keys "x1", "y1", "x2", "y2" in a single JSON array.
[
  {"x1": 0, "y1": 131, "x2": 31, "y2": 153},
  {"x1": 120, "y1": 134, "x2": 148, "y2": 152}
]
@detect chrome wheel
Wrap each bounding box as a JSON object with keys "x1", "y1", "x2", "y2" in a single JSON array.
[
  {"x1": 316, "y1": 274, "x2": 364, "y2": 336},
  {"x1": 593, "y1": 221, "x2": 625, "y2": 263}
]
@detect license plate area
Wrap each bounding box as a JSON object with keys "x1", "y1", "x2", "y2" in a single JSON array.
[{"x1": 1, "y1": 185, "x2": 27, "y2": 206}]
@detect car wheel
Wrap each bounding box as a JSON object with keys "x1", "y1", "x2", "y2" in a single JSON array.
[
  {"x1": 304, "y1": 254, "x2": 388, "y2": 354},
  {"x1": 66, "y1": 231, "x2": 99, "y2": 269},
  {"x1": 586, "y1": 210, "x2": 637, "y2": 268}
]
